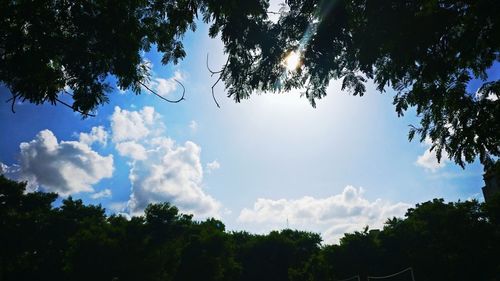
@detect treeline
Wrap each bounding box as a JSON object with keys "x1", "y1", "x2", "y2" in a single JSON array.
[{"x1": 1, "y1": 175, "x2": 499, "y2": 281}]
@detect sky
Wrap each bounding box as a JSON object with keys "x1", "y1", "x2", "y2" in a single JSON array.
[{"x1": 0, "y1": 9, "x2": 496, "y2": 244}]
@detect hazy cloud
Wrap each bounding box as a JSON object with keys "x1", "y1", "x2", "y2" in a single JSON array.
[
  {"x1": 206, "y1": 160, "x2": 220, "y2": 173},
  {"x1": 0, "y1": 163, "x2": 21, "y2": 183},
  {"x1": 91, "y1": 188, "x2": 112, "y2": 199},
  {"x1": 189, "y1": 120, "x2": 198, "y2": 132},
  {"x1": 238, "y1": 186, "x2": 410, "y2": 244}
]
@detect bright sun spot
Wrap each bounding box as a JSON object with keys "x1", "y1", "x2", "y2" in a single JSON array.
[{"x1": 284, "y1": 51, "x2": 301, "y2": 71}]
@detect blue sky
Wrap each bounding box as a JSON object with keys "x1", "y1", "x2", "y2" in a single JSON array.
[{"x1": 0, "y1": 16, "x2": 494, "y2": 244}]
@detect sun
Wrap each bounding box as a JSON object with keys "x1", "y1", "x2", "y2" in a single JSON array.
[{"x1": 283, "y1": 51, "x2": 301, "y2": 71}]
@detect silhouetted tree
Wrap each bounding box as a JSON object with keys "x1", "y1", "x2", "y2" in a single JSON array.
[
  {"x1": 0, "y1": 175, "x2": 58, "y2": 281},
  {"x1": 174, "y1": 218, "x2": 240, "y2": 281},
  {"x1": 232, "y1": 229, "x2": 321, "y2": 281},
  {"x1": 324, "y1": 228, "x2": 383, "y2": 280},
  {"x1": 379, "y1": 199, "x2": 497, "y2": 280},
  {"x1": 1, "y1": 175, "x2": 500, "y2": 281}
]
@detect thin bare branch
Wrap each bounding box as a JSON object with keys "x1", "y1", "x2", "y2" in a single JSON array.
[
  {"x1": 139, "y1": 79, "x2": 186, "y2": 103},
  {"x1": 211, "y1": 75, "x2": 223, "y2": 108},
  {"x1": 55, "y1": 98, "x2": 96, "y2": 117},
  {"x1": 206, "y1": 53, "x2": 224, "y2": 76},
  {"x1": 11, "y1": 95, "x2": 16, "y2": 113},
  {"x1": 5, "y1": 93, "x2": 18, "y2": 113},
  {"x1": 206, "y1": 53, "x2": 230, "y2": 108}
]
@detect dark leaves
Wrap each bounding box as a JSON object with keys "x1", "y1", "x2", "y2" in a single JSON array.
[
  {"x1": 341, "y1": 72, "x2": 367, "y2": 96},
  {"x1": 1, "y1": 0, "x2": 499, "y2": 165}
]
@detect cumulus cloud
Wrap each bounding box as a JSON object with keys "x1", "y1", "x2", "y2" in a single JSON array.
[
  {"x1": 115, "y1": 141, "x2": 147, "y2": 160},
  {"x1": 145, "y1": 71, "x2": 184, "y2": 97},
  {"x1": 238, "y1": 186, "x2": 410, "y2": 244},
  {"x1": 154, "y1": 78, "x2": 177, "y2": 96},
  {"x1": 111, "y1": 106, "x2": 157, "y2": 142},
  {"x1": 3, "y1": 104, "x2": 220, "y2": 219},
  {"x1": 15, "y1": 130, "x2": 114, "y2": 195},
  {"x1": 126, "y1": 139, "x2": 221, "y2": 218},
  {"x1": 79, "y1": 126, "x2": 108, "y2": 146},
  {"x1": 91, "y1": 188, "x2": 112, "y2": 199},
  {"x1": 206, "y1": 160, "x2": 220, "y2": 173},
  {"x1": 415, "y1": 139, "x2": 449, "y2": 172},
  {"x1": 110, "y1": 106, "x2": 221, "y2": 218}
]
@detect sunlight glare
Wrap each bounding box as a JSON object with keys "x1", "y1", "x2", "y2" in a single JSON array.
[{"x1": 284, "y1": 51, "x2": 301, "y2": 71}]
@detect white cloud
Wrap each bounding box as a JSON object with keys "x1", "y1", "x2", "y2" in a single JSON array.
[
  {"x1": 415, "y1": 139, "x2": 449, "y2": 172},
  {"x1": 16, "y1": 130, "x2": 114, "y2": 195},
  {"x1": 91, "y1": 188, "x2": 112, "y2": 199},
  {"x1": 238, "y1": 186, "x2": 410, "y2": 244},
  {"x1": 0, "y1": 162, "x2": 7, "y2": 174},
  {"x1": 145, "y1": 71, "x2": 184, "y2": 97},
  {"x1": 0, "y1": 162, "x2": 20, "y2": 175},
  {"x1": 117, "y1": 87, "x2": 127, "y2": 95},
  {"x1": 141, "y1": 57, "x2": 153, "y2": 70},
  {"x1": 110, "y1": 106, "x2": 221, "y2": 218},
  {"x1": 116, "y1": 141, "x2": 147, "y2": 160},
  {"x1": 111, "y1": 106, "x2": 157, "y2": 142},
  {"x1": 108, "y1": 201, "x2": 128, "y2": 213},
  {"x1": 3, "y1": 104, "x2": 220, "y2": 219},
  {"x1": 416, "y1": 149, "x2": 446, "y2": 172},
  {"x1": 79, "y1": 126, "x2": 108, "y2": 146},
  {"x1": 206, "y1": 160, "x2": 220, "y2": 173},
  {"x1": 154, "y1": 78, "x2": 177, "y2": 96},
  {"x1": 474, "y1": 87, "x2": 499, "y2": 101},
  {"x1": 189, "y1": 120, "x2": 198, "y2": 132},
  {"x1": 127, "y1": 139, "x2": 221, "y2": 218}
]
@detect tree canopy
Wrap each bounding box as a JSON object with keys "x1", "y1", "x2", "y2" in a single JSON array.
[
  {"x1": 1, "y1": 175, "x2": 500, "y2": 281},
  {"x1": 1, "y1": 0, "x2": 499, "y2": 165}
]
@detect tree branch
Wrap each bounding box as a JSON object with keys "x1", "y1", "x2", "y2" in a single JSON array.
[
  {"x1": 206, "y1": 53, "x2": 224, "y2": 76},
  {"x1": 206, "y1": 53, "x2": 229, "y2": 108},
  {"x1": 5, "y1": 92, "x2": 18, "y2": 113},
  {"x1": 139, "y1": 79, "x2": 185, "y2": 103},
  {"x1": 55, "y1": 98, "x2": 96, "y2": 117}
]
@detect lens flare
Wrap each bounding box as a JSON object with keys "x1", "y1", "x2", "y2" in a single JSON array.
[{"x1": 284, "y1": 51, "x2": 301, "y2": 71}]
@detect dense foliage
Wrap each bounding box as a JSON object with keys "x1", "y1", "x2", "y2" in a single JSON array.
[
  {"x1": 1, "y1": 0, "x2": 499, "y2": 166},
  {"x1": 1, "y1": 175, "x2": 499, "y2": 281}
]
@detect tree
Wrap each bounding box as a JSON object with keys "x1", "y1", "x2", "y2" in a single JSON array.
[
  {"x1": 322, "y1": 228, "x2": 384, "y2": 280},
  {"x1": 1, "y1": 0, "x2": 498, "y2": 165},
  {"x1": 0, "y1": 175, "x2": 59, "y2": 281},
  {"x1": 143, "y1": 203, "x2": 194, "y2": 281},
  {"x1": 379, "y1": 199, "x2": 498, "y2": 280},
  {"x1": 0, "y1": 0, "x2": 268, "y2": 114},
  {"x1": 1, "y1": 175, "x2": 500, "y2": 281},
  {"x1": 173, "y1": 219, "x2": 240, "y2": 281},
  {"x1": 232, "y1": 229, "x2": 321, "y2": 281}
]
